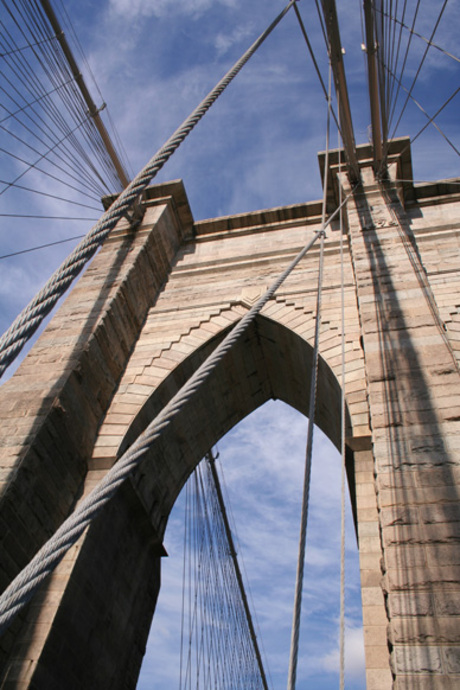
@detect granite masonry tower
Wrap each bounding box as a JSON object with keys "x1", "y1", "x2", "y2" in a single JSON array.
[{"x1": 0, "y1": 139, "x2": 460, "y2": 688}]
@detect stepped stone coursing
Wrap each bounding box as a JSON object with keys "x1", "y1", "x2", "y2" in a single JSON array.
[{"x1": 0, "y1": 139, "x2": 459, "y2": 689}]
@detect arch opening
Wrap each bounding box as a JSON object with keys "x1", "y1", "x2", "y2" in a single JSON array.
[
  {"x1": 15, "y1": 314, "x2": 360, "y2": 689},
  {"x1": 138, "y1": 401, "x2": 366, "y2": 689},
  {"x1": 123, "y1": 314, "x2": 352, "y2": 541}
]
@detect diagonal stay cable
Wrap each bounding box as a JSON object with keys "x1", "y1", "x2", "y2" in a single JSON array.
[
  {"x1": 406, "y1": 85, "x2": 460, "y2": 152},
  {"x1": 384, "y1": 0, "x2": 420, "y2": 149},
  {"x1": 0, "y1": 77, "x2": 74, "y2": 124},
  {"x1": 0, "y1": 113, "x2": 106, "y2": 198},
  {"x1": 0, "y1": 0, "x2": 296, "y2": 378},
  {"x1": 292, "y1": 3, "x2": 344, "y2": 141},
  {"x1": 0, "y1": 25, "x2": 57, "y2": 57},
  {"x1": 385, "y1": 0, "x2": 409, "y2": 129},
  {"x1": 379, "y1": 62, "x2": 460, "y2": 158},
  {"x1": 375, "y1": 5, "x2": 460, "y2": 65},
  {"x1": 0, "y1": 145, "x2": 102, "y2": 200},
  {"x1": 388, "y1": 0, "x2": 449, "y2": 142},
  {"x1": 0, "y1": 235, "x2": 85, "y2": 261},
  {"x1": 0, "y1": 178, "x2": 102, "y2": 211},
  {"x1": 0, "y1": 189, "x2": 354, "y2": 636}
]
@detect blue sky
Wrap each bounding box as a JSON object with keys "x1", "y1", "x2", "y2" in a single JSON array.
[
  {"x1": 1, "y1": 0, "x2": 459, "y2": 336},
  {"x1": 1, "y1": 0, "x2": 459, "y2": 687},
  {"x1": 140, "y1": 401, "x2": 366, "y2": 689}
]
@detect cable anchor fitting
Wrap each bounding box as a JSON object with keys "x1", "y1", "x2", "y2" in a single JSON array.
[{"x1": 122, "y1": 193, "x2": 145, "y2": 231}]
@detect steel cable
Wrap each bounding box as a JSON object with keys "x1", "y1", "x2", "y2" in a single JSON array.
[
  {"x1": 286, "y1": 60, "x2": 332, "y2": 690},
  {"x1": 0, "y1": 0, "x2": 296, "y2": 377},
  {"x1": 0, "y1": 185, "x2": 357, "y2": 634}
]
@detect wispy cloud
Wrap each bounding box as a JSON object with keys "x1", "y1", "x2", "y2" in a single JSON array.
[
  {"x1": 108, "y1": 0, "x2": 239, "y2": 20},
  {"x1": 321, "y1": 621, "x2": 366, "y2": 679},
  {"x1": 214, "y1": 24, "x2": 255, "y2": 57},
  {"x1": 141, "y1": 401, "x2": 365, "y2": 690}
]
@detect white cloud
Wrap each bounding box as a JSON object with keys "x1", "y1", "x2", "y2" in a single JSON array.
[
  {"x1": 108, "y1": 0, "x2": 239, "y2": 20},
  {"x1": 321, "y1": 622, "x2": 366, "y2": 680},
  {"x1": 2, "y1": 2, "x2": 455, "y2": 683},
  {"x1": 214, "y1": 24, "x2": 255, "y2": 56},
  {"x1": 140, "y1": 402, "x2": 365, "y2": 690}
]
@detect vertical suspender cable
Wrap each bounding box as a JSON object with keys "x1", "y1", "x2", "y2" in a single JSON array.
[
  {"x1": 207, "y1": 451, "x2": 270, "y2": 690},
  {"x1": 0, "y1": 184, "x2": 356, "y2": 635},
  {"x1": 286, "y1": 61, "x2": 332, "y2": 690},
  {"x1": 338, "y1": 102, "x2": 346, "y2": 690}
]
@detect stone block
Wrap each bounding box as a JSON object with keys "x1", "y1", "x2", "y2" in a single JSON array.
[
  {"x1": 357, "y1": 508, "x2": 380, "y2": 523},
  {"x1": 444, "y1": 646, "x2": 460, "y2": 673},
  {"x1": 390, "y1": 617, "x2": 460, "y2": 644},
  {"x1": 359, "y1": 535, "x2": 383, "y2": 553},
  {"x1": 359, "y1": 521, "x2": 381, "y2": 537},
  {"x1": 361, "y1": 569, "x2": 385, "y2": 588},
  {"x1": 389, "y1": 592, "x2": 433, "y2": 617},
  {"x1": 380, "y1": 506, "x2": 419, "y2": 527},
  {"x1": 426, "y1": 544, "x2": 460, "y2": 566},
  {"x1": 364, "y1": 625, "x2": 390, "y2": 648},
  {"x1": 362, "y1": 586, "x2": 385, "y2": 607},
  {"x1": 383, "y1": 523, "x2": 460, "y2": 547},
  {"x1": 384, "y1": 545, "x2": 426, "y2": 569},
  {"x1": 392, "y1": 645, "x2": 443, "y2": 674},
  {"x1": 365, "y1": 667, "x2": 393, "y2": 690},
  {"x1": 420, "y1": 503, "x2": 460, "y2": 524},
  {"x1": 378, "y1": 486, "x2": 459, "y2": 507},
  {"x1": 393, "y1": 677, "x2": 459, "y2": 690},
  {"x1": 434, "y1": 592, "x2": 460, "y2": 616},
  {"x1": 362, "y1": 605, "x2": 389, "y2": 626},
  {"x1": 365, "y1": 645, "x2": 391, "y2": 669},
  {"x1": 386, "y1": 565, "x2": 460, "y2": 591}
]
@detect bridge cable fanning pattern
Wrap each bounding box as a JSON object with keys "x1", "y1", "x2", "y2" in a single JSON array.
[
  {"x1": 0, "y1": 0, "x2": 296, "y2": 378},
  {"x1": 371, "y1": 0, "x2": 457, "y2": 175},
  {"x1": 0, "y1": 187, "x2": 355, "y2": 636},
  {"x1": 1, "y1": 0, "x2": 124, "y2": 199},
  {"x1": 178, "y1": 453, "x2": 269, "y2": 690}
]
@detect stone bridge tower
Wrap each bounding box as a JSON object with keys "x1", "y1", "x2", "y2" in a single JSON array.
[{"x1": 0, "y1": 139, "x2": 459, "y2": 688}]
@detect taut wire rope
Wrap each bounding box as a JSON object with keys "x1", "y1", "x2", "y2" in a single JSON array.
[
  {"x1": 0, "y1": 0, "x2": 297, "y2": 378},
  {"x1": 374, "y1": 5, "x2": 460, "y2": 65},
  {"x1": 207, "y1": 451, "x2": 270, "y2": 689},
  {"x1": 376, "y1": 61, "x2": 460, "y2": 158},
  {"x1": 286, "y1": 59, "x2": 332, "y2": 690},
  {"x1": 385, "y1": 0, "x2": 448, "y2": 161},
  {"x1": 292, "y1": 3, "x2": 344, "y2": 149},
  {"x1": 175, "y1": 451, "x2": 270, "y2": 688},
  {"x1": 338, "y1": 102, "x2": 346, "y2": 690},
  {"x1": 0, "y1": 187, "x2": 355, "y2": 636}
]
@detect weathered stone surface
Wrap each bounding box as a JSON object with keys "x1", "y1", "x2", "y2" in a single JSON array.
[
  {"x1": 393, "y1": 677, "x2": 459, "y2": 690},
  {"x1": 389, "y1": 592, "x2": 434, "y2": 617},
  {"x1": 0, "y1": 145, "x2": 459, "y2": 689},
  {"x1": 434, "y1": 592, "x2": 460, "y2": 616},
  {"x1": 392, "y1": 645, "x2": 443, "y2": 674},
  {"x1": 390, "y1": 617, "x2": 460, "y2": 644},
  {"x1": 444, "y1": 647, "x2": 460, "y2": 673}
]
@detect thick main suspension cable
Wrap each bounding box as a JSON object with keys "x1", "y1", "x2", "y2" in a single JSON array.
[
  {"x1": 0, "y1": 192, "x2": 355, "y2": 635},
  {"x1": 0, "y1": 0, "x2": 296, "y2": 378}
]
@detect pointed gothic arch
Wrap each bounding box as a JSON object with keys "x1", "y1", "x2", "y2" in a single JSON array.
[
  {"x1": 2, "y1": 150, "x2": 460, "y2": 688},
  {"x1": 1, "y1": 313, "x2": 357, "y2": 689}
]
